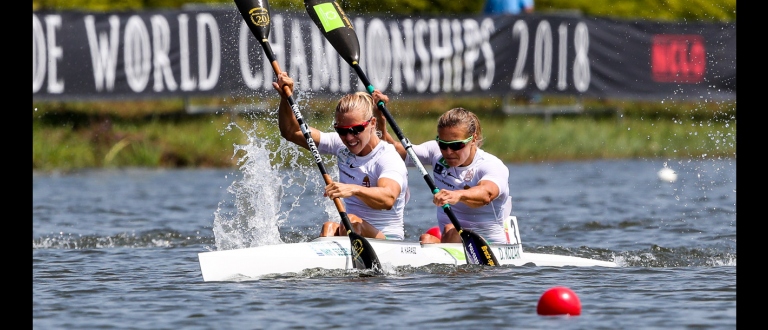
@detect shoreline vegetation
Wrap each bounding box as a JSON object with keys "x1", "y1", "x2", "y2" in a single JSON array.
[
  {"x1": 33, "y1": 96, "x2": 736, "y2": 172},
  {"x1": 32, "y1": 0, "x2": 736, "y2": 172},
  {"x1": 32, "y1": 0, "x2": 736, "y2": 23}
]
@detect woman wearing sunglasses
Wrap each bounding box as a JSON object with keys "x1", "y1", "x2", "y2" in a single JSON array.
[
  {"x1": 373, "y1": 91, "x2": 511, "y2": 245},
  {"x1": 272, "y1": 72, "x2": 409, "y2": 240}
]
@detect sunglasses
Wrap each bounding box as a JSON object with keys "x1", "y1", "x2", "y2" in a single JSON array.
[
  {"x1": 334, "y1": 118, "x2": 372, "y2": 136},
  {"x1": 436, "y1": 135, "x2": 473, "y2": 151}
]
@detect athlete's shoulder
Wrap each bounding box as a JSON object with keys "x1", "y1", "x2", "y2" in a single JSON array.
[
  {"x1": 476, "y1": 148, "x2": 505, "y2": 164},
  {"x1": 475, "y1": 149, "x2": 508, "y2": 175}
]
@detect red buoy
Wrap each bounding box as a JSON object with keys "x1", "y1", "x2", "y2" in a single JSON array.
[
  {"x1": 537, "y1": 286, "x2": 582, "y2": 316},
  {"x1": 425, "y1": 226, "x2": 442, "y2": 239}
]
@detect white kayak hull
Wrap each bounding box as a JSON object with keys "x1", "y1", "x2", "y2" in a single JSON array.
[{"x1": 198, "y1": 217, "x2": 617, "y2": 282}]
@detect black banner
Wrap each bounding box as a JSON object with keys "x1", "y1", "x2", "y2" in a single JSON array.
[{"x1": 32, "y1": 8, "x2": 736, "y2": 101}]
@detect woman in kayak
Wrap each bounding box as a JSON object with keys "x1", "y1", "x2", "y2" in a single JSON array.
[
  {"x1": 273, "y1": 72, "x2": 409, "y2": 240},
  {"x1": 372, "y1": 91, "x2": 511, "y2": 244}
]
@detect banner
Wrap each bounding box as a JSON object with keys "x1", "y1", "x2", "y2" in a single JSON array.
[{"x1": 32, "y1": 8, "x2": 736, "y2": 101}]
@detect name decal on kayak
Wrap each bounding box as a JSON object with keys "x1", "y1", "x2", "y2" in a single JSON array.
[
  {"x1": 400, "y1": 246, "x2": 417, "y2": 254},
  {"x1": 495, "y1": 244, "x2": 521, "y2": 260}
]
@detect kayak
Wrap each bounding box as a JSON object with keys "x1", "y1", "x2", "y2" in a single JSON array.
[{"x1": 198, "y1": 216, "x2": 618, "y2": 282}]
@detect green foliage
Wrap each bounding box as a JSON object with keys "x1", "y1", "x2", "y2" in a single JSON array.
[
  {"x1": 535, "y1": 0, "x2": 735, "y2": 22},
  {"x1": 33, "y1": 0, "x2": 736, "y2": 21},
  {"x1": 337, "y1": 0, "x2": 483, "y2": 15},
  {"x1": 382, "y1": 113, "x2": 735, "y2": 163},
  {"x1": 32, "y1": 121, "x2": 97, "y2": 170},
  {"x1": 32, "y1": 107, "x2": 736, "y2": 171},
  {"x1": 33, "y1": 0, "x2": 224, "y2": 11},
  {"x1": 32, "y1": 111, "x2": 252, "y2": 171},
  {"x1": 31, "y1": 0, "x2": 737, "y2": 170}
]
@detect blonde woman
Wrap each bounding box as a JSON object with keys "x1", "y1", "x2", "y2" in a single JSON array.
[
  {"x1": 373, "y1": 91, "x2": 511, "y2": 244},
  {"x1": 273, "y1": 72, "x2": 409, "y2": 240}
]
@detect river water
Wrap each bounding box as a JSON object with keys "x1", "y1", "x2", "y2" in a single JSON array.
[{"x1": 33, "y1": 151, "x2": 736, "y2": 328}]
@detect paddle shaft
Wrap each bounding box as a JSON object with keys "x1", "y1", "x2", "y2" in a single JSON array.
[
  {"x1": 268, "y1": 52, "x2": 349, "y2": 223},
  {"x1": 354, "y1": 65, "x2": 498, "y2": 266},
  {"x1": 263, "y1": 49, "x2": 381, "y2": 271},
  {"x1": 299, "y1": 0, "x2": 470, "y2": 235},
  {"x1": 301, "y1": 0, "x2": 497, "y2": 265},
  {"x1": 234, "y1": 0, "x2": 380, "y2": 271},
  {"x1": 236, "y1": 2, "x2": 352, "y2": 233},
  {"x1": 351, "y1": 66, "x2": 468, "y2": 233}
]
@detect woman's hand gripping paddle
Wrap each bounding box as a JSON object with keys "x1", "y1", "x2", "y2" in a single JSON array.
[
  {"x1": 303, "y1": 0, "x2": 499, "y2": 266},
  {"x1": 233, "y1": 0, "x2": 382, "y2": 273}
]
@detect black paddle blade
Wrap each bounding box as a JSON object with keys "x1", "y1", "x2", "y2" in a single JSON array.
[
  {"x1": 234, "y1": 0, "x2": 272, "y2": 41},
  {"x1": 348, "y1": 231, "x2": 383, "y2": 272},
  {"x1": 304, "y1": 0, "x2": 360, "y2": 65},
  {"x1": 460, "y1": 229, "x2": 499, "y2": 266}
]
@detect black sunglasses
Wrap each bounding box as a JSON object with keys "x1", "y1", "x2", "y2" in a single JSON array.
[
  {"x1": 334, "y1": 118, "x2": 372, "y2": 136},
  {"x1": 436, "y1": 135, "x2": 473, "y2": 151}
]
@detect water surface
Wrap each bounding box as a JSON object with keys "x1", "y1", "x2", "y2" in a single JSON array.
[{"x1": 33, "y1": 157, "x2": 736, "y2": 329}]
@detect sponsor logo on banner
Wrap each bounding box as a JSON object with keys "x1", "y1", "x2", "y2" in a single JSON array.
[{"x1": 651, "y1": 34, "x2": 706, "y2": 83}]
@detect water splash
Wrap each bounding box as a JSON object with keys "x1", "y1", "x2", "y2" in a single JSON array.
[
  {"x1": 210, "y1": 92, "x2": 341, "y2": 251},
  {"x1": 212, "y1": 121, "x2": 285, "y2": 251}
]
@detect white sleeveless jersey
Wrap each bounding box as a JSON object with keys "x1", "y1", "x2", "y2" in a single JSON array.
[
  {"x1": 318, "y1": 132, "x2": 409, "y2": 240},
  {"x1": 407, "y1": 140, "x2": 511, "y2": 243}
]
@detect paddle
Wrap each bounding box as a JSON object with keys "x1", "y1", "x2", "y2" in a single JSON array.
[
  {"x1": 233, "y1": 0, "x2": 382, "y2": 272},
  {"x1": 303, "y1": 0, "x2": 499, "y2": 266}
]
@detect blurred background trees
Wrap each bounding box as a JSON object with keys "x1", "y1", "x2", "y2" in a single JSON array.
[{"x1": 32, "y1": 0, "x2": 736, "y2": 22}]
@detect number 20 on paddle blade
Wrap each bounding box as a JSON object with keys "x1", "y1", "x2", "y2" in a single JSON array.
[{"x1": 234, "y1": 0, "x2": 271, "y2": 40}]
